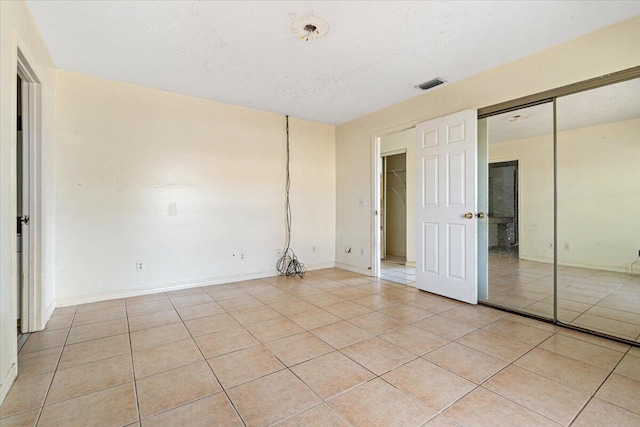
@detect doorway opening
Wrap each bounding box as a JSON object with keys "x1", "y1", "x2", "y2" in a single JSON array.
[{"x1": 488, "y1": 160, "x2": 519, "y2": 258}]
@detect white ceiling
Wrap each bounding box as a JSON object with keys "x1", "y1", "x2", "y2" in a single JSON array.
[
  {"x1": 488, "y1": 78, "x2": 640, "y2": 143},
  {"x1": 26, "y1": 1, "x2": 640, "y2": 125}
]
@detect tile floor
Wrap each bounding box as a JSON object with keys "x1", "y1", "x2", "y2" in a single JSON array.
[
  {"x1": 487, "y1": 256, "x2": 640, "y2": 343},
  {"x1": 380, "y1": 255, "x2": 415, "y2": 285},
  {"x1": 1, "y1": 268, "x2": 639, "y2": 427}
]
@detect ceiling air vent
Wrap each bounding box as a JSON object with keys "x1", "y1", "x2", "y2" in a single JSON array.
[{"x1": 415, "y1": 78, "x2": 446, "y2": 91}]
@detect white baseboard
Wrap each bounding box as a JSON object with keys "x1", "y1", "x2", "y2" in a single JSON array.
[
  {"x1": 55, "y1": 262, "x2": 338, "y2": 308},
  {"x1": 335, "y1": 262, "x2": 373, "y2": 277},
  {"x1": 0, "y1": 363, "x2": 18, "y2": 407}
]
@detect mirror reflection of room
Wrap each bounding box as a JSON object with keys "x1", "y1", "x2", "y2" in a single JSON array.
[
  {"x1": 556, "y1": 78, "x2": 640, "y2": 342},
  {"x1": 482, "y1": 78, "x2": 640, "y2": 343}
]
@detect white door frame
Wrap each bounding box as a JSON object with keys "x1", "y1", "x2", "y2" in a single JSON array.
[
  {"x1": 371, "y1": 121, "x2": 421, "y2": 279},
  {"x1": 16, "y1": 48, "x2": 42, "y2": 333}
]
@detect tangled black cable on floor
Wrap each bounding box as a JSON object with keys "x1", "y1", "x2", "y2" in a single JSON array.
[{"x1": 276, "y1": 115, "x2": 306, "y2": 279}]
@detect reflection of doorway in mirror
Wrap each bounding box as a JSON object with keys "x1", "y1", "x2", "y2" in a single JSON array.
[{"x1": 488, "y1": 161, "x2": 519, "y2": 259}]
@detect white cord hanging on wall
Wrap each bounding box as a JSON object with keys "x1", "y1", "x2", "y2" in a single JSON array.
[{"x1": 292, "y1": 16, "x2": 330, "y2": 41}]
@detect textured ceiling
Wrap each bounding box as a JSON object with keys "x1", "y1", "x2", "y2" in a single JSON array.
[
  {"x1": 488, "y1": 78, "x2": 640, "y2": 144},
  {"x1": 26, "y1": 1, "x2": 640, "y2": 125}
]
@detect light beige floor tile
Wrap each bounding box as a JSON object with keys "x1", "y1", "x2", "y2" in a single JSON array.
[
  {"x1": 586, "y1": 305, "x2": 640, "y2": 326},
  {"x1": 227, "y1": 369, "x2": 321, "y2": 427},
  {"x1": 422, "y1": 415, "x2": 457, "y2": 426},
  {"x1": 246, "y1": 317, "x2": 305, "y2": 343},
  {"x1": 46, "y1": 354, "x2": 133, "y2": 404},
  {"x1": 571, "y1": 314, "x2": 640, "y2": 340},
  {"x1": 304, "y1": 292, "x2": 347, "y2": 307},
  {"x1": 341, "y1": 337, "x2": 415, "y2": 375},
  {"x1": 136, "y1": 361, "x2": 221, "y2": 418},
  {"x1": 168, "y1": 293, "x2": 214, "y2": 308},
  {"x1": 264, "y1": 332, "x2": 333, "y2": 366},
  {"x1": 208, "y1": 345, "x2": 285, "y2": 388},
  {"x1": 76, "y1": 299, "x2": 125, "y2": 313},
  {"x1": 595, "y1": 373, "x2": 640, "y2": 414},
  {"x1": 379, "y1": 325, "x2": 449, "y2": 355},
  {"x1": 141, "y1": 393, "x2": 243, "y2": 426},
  {"x1": 439, "y1": 305, "x2": 506, "y2": 328},
  {"x1": 350, "y1": 295, "x2": 398, "y2": 310},
  {"x1": 133, "y1": 338, "x2": 203, "y2": 378},
  {"x1": 38, "y1": 382, "x2": 137, "y2": 427},
  {"x1": 128, "y1": 309, "x2": 181, "y2": 332},
  {"x1": 514, "y1": 348, "x2": 609, "y2": 394},
  {"x1": 66, "y1": 318, "x2": 129, "y2": 345},
  {"x1": 413, "y1": 315, "x2": 477, "y2": 340},
  {"x1": 203, "y1": 287, "x2": 247, "y2": 301},
  {"x1": 269, "y1": 299, "x2": 316, "y2": 316},
  {"x1": 407, "y1": 294, "x2": 464, "y2": 313},
  {"x1": 194, "y1": 327, "x2": 258, "y2": 359},
  {"x1": 217, "y1": 296, "x2": 264, "y2": 311},
  {"x1": 310, "y1": 321, "x2": 373, "y2": 349},
  {"x1": 19, "y1": 329, "x2": 68, "y2": 354},
  {"x1": 502, "y1": 314, "x2": 559, "y2": 332},
  {"x1": 126, "y1": 299, "x2": 174, "y2": 317},
  {"x1": 630, "y1": 346, "x2": 640, "y2": 357},
  {"x1": 0, "y1": 408, "x2": 40, "y2": 427},
  {"x1": 130, "y1": 322, "x2": 191, "y2": 352},
  {"x1": 484, "y1": 365, "x2": 590, "y2": 425},
  {"x1": 44, "y1": 315, "x2": 73, "y2": 331},
  {"x1": 423, "y1": 342, "x2": 508, "y2": 384},
  {"x1": 166, "y1": 287, "x2": 206, "y2": 298},
  {"x1": 0, "y1": 373, "x2": 52, "y2": 417},
  {"x1": 349, "y1": 312, "x2": 406, "y2": 335},
  {"x1": 614, "y1": 354, "x2": 640, "y2": 382},
  {"x1": 383, "y1": 358, "x2": 475, "y2": 411},
  {"x1": 323, "y1": 301, "x2": 373, "y2": 319},
  {"x1": 73, "y1": 306, "x2": 127, "y2": 326},
  {"x1": 327, "y1": 378, "x2": 434, "y2": 426},
  {"x1": 175, "y1": 302, "x2": 225, "y2": 321},
  {"x1": 291, "y1": 351, "x2": 375, "y2": 399},
  {"x1": 378, "y1": 304, "x2": 433, "y2": 323},
  {"x1": 184, "y1": 313, "x2": 240, "y2": 337},
  {"x1": 51, "y1": 306, "x2": 77, "y2": 317},
  {"x1": 125, "y1": 293, "x2": 168, "y2": 305},
  {"x1": 58, "y1": 334, "x2": 130, "y2": 370},
  {"x1": 571, "y1": 397, "x2": 640, "y2": 427},
  {"x1": 444, "y1": 387, "x2": 561, "y2": 427},
  {"x1": 555, "y1": 328, "x2": 631, "y2": 352},
  {"x1": 16, "y1": 347, "x2": 61, "y2": 379},
  {"x1": 482, "y1": 318, "x2": 554, "y2": 346},
  {"x1": 229, "y1": 306, "x2": 282, "y2": 326},
  {"x1": 456, "y1": 329, "x2": 532, "y2": 362},
  {"x1": 273, "y1": 403, "x2": 349, "y2": 427},
  {"x1": 287, "y1": 308, "x2": 341, "y2": 330},
  {"x1": 538, "y1": 334, "x2": 624, "y2": 370}
]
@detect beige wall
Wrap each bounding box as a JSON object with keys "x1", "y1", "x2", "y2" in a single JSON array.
[
  {"x1": 55, "y1": 71, "x2": 336, "y2": 304},
  {"x1": 0, "y1": 0, "x2": 57, "y2": 404},
  {"x1": 381, "y1": 128, "x2": 416, "y2": 264},
  {"x1": 335, "y1": 16, "x2": 640, "y2": 273}
]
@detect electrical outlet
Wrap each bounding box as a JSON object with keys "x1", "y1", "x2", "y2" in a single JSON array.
[
  {"x1": 564, "y1": 243, "x2": 570, "y2": 251},
  {"x1": 136, "y1": 261, "x2": 145, "y2": 272},
  {"x1": 240, "y1": 253, "x2": 245, "y2": 261},
  {"x1": 312, "y1": 245, "x2": 316, "y2": 252},
  {"x1": 360, "y1": 248, "x2": 365, "y2": 256},
  {"x1": 548, "y1": 243, "x2": 553, "y2": 249}
]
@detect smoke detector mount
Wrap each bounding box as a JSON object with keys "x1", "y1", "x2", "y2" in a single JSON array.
[{"x1": 292, "y1": 16, "x2": 330, "y2": 41}]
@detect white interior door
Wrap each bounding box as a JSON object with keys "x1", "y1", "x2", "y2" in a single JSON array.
[{"x1": 416, "y1": 110, "x2": 478, "y2": 304}]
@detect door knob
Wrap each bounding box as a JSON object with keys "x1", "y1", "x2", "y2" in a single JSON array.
[
  {"x1": 476, "y1": 212, "x2": 485, "y2": 219},
  {"x1": 20, "y1": 215, "x2": 30, "y2": 225},
  {"x1": 464, "y1": 212, "x2": 473, "y2": 219}
]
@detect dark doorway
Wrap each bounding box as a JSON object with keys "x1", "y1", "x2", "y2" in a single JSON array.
[{"x1": 488, "y1": 161, "x2": 518, "y2": 257}]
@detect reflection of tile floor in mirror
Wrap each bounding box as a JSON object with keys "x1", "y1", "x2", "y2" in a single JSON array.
[
  {"x1": 2, "y1": 268, "x2": 639, "y2": 426},
  {"x1": 486, "y1": 256, "x2": 640, "y2": 342},
  {"x1": 380, "y1": 255, "x2": 416, "y2": 286}
]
